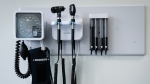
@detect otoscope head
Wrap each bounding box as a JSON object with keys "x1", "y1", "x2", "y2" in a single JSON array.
[
  {"x1": 69, "y1": 4, "x2": 76, "y2": 16},
  {"x1": 51, "y1": 6, "x2": 65, "y2": 13}
]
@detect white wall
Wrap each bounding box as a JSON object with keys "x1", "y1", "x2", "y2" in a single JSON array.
[{"x1": 0, "y1": 0, "x2": 150, "y2": 84}]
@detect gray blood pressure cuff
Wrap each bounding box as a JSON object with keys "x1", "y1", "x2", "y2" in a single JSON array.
[{"x1": 28, "y1": 47, "x2": 52, "y2": 84}]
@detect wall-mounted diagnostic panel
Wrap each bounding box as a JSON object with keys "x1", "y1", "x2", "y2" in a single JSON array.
[
  {"x1": 14, "y1": 5, "x2": 145, "y2": 84},
  {"x1": 18, "y1": 6, "x2": 145, "y2": 56}
]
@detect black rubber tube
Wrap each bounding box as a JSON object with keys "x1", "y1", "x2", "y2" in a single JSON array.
[{"x1": 14, "y1": 40, "x2": 31, "y2": 79}]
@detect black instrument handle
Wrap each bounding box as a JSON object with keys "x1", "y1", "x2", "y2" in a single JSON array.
[
  {"x1": 71, "y1": 58, "x2": 76, "y2": 84},
  {"x1": 62, "y1": 58, "x2": 66, "y2": 84},
  {"x1": 54, "y1": 63, "x2": 58, "y2": 84},
  {"x1": 90, "y1": 19, "x2": 94, "y2": 50}
]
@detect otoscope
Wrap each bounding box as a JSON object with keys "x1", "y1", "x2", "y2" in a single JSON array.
[
  {"x1": 51, "y1": 6, "x2": 65, "y2": 84},
  {"x1": 70, "y1": 4, "x2": 77, "y2": 84}
]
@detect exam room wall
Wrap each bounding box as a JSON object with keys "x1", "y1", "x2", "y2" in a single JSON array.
[{"x1": 0, "y1": 0, "x2": 149, "y2": 84}]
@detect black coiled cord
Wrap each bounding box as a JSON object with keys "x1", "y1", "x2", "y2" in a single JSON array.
[{"x1": 15, "y1": 40, "x2": 31, "y2": 79}]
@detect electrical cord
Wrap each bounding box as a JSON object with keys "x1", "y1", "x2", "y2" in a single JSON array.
[
  {"x1": 15, "y1": 40, "x2": 31, "y2": 79},
  {"x1": 73, "y1": 41, "x2": 80, "y2": 84},
  {"x1": 70, "y1": 4, "x2": 77, "y2": 84},
  {"x1": 54, "y1": 27, "x2": 60, "y2": 84},
  {"x1": 61, "y1": 41, "x2": 66, "y2": 84},
  {"x1": 71, "y1": 21, "x2": 77, "y2": 84}
]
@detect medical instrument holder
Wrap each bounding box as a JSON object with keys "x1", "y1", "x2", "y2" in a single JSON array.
[{"x1": 51, "y1": 15, "x2": 83, "y2": 40}]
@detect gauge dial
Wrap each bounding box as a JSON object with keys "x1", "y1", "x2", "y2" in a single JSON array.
[{"x1": 16, "y1": 13, "x2": 42, "y2": 38}]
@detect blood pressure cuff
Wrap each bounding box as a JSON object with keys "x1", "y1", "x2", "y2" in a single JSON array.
[{"x1": 28, "y1": 47, "x2": 52, "y2": 84}]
